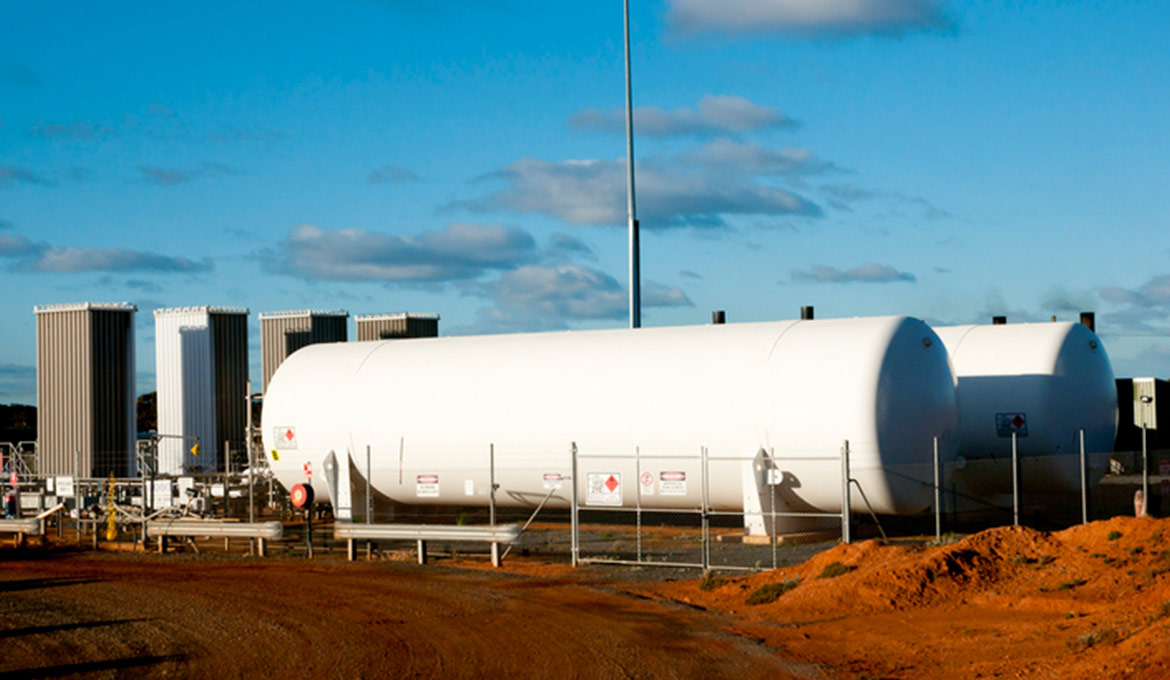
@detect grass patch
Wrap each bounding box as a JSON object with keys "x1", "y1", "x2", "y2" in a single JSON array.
[
  {"x1": 1107, "y1": 530, "x2": 1123, "y2": 541},
  {"x1": 746, "y1": 578, "x2": 800, "y2": 605},
  {"x1": 1056, "y1": 578, "x2": 1089, "y2": 591},
  {"x1": 698, "y1": 570, "x2": 728, "y2": 592},
  {"x1": 818, "y1": 562, "x2": 856, "y2": 579},
  {"x1": 1068, "y1": 629, "x2": 1119, "y2": 651},
  {"x1": 1129, "y1": 546, "x2": 1144, "y2": 556}
]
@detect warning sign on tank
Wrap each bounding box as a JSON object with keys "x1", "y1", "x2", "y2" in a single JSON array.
[
  {"x1": 659, "y1": 471, "x2": 687, "y2": 496},
  {"x1": 995, "y1": 413, "x2": 1028, "y2": 438},
  {"x1": 416, "y1": 474, "x2": 440, "y2": 497},
  {"x1": 639, "y1": 470, "x2": 654, "y2": 496},
  {"x1": 274, "y1": 426, "x2": 298, "y2": 449},
  {"x1": 586, "y1": 472, "x2": 622, "y2": 506}
]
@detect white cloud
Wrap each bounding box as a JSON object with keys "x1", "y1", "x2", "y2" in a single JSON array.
[
  {"x1": 468, "y1": 264, "x2": 693, "y2": 333},
  {"x1": 452, "y1": 157, "x2": 820, "y2": 229},
  {"x1": 137, "y1": 163, "x2": 234, "y2": 186},
  {"x1": 668, "y1": 0, "x2": 952, "y2": 37},
  {"x1": 1101, "y1": 275, "x2": 1170, "y2": 309},
  {"x1": 270, "y1": 222, "x2": 537, "y2": 282},
  {"x1": 368, "y1": 164, "x2": 421, "y2": 184},
  {"x1": 571, "y1": 95, "x2": 795, "y2": 138},
  {"x1": 30, "y1": 247, "x2": 211, "y2": 273},
  {"x1": 683, "y1": 139, "x2": 837, "y2": 175},
  {"x1": 791, "y1": 262, "x2": 916, "y2": 283}
]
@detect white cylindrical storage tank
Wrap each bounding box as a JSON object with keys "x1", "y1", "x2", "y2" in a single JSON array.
[
  {"x1": 262, "y1": 316, "x2": 957, "y2": 521},
  {"x1": 934, "y1": 322, "x2": 1118, "y2": 497}
]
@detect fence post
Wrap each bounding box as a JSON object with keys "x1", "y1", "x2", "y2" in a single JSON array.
[
  {"x1": 365, "y1": 442, "x2": 369, "y2": 559},
  {"x1": 635, "y1": 446, "x2": 642, "y2": 563},
  {"x1": 1012, "y1": 432, "x2": 1020, "y2": 526},
  {"x1": 489, "y1": 443, "x2": 497, "y2": 527},
  {"x1": 770, "y1": 448, "x2": 777, "y2": 570},
  {"x1": 570, "y1": 442, "x2": 579, "y2": 567},
  {"x1": 1142, "y1": 425, "x2": 1150, "y2": 518},
  {"x1": 1080, "y1": 429, "x2": 1088, "y2": 524},
  {"x1": 841, "y1": 440, "x2": 851, "y2": 545},
  {"x1": 701, "y1": 446, "x2": 710, "y2": 570},
  {"x1": 933, "y1": 436, "x2": 941, "y2": 542}
]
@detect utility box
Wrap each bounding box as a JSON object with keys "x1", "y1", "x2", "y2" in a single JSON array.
[
  {"x1": 34, "y1": 302, "x2": 137, "y2": 478},
  {"x1": 1134, "y1": 378, "x2": 1158, "y2": 430},
  {"x1": 259, "y1": 309, "x2": 349, "y2": 393},
  {"x1": 154, "y1": 306, "x2": 250, "y2": 474},
  {"x1": 355, "y1": 313, "x2": 439, "y2": 342}
]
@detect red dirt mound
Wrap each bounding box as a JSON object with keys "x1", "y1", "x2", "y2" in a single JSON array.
[{"x1": 643, "y1": 517, "x2": 1170, "y2": 679}]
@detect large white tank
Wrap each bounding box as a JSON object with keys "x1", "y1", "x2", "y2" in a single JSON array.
[
  {"x1": 262, "y1": 316, "x2": 957, "y2": 521},
  {"x1": 933, "y1": 322, "x2": 1118, "y2": 497}
]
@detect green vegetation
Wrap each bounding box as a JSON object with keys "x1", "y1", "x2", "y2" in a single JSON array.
[
  {"x1": 746, "y1": 578, "x2": 800, "y2": 605},
  {"x1": 698, "y1": 570, "x2": 727, "y2": 592},
  {"x1": 1107, "y1": 530, "x2": 1123, "y2": 541},
  {"x1": 1056, "y1": 579, "x2": 1089, "y2": 591},
  {"x1": 1068, "y1": 629, "x2": 1118, "y2": 651},
  {"x1": 818, "y1": 562, "x2": 856, "y2": 579}
]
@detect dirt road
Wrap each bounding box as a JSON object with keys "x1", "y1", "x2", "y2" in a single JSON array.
[{"x1": 0, "y1": 551, "x2": 814, "y2": 679}]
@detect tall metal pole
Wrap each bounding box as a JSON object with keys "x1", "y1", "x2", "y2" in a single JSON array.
[
  {"x1": 1142, "y1": 424, "x2": 1149, "y2": 517},
  {"x1": 624, "y1": 0, "x2": 640, "y2": 329},
  {"x1": 1079, "y1": 429, "x2": 1088, "y2": 524},
  {"x1": 933, "y1": 436, "x2": 941, "y2": 541},
  {"x1": 1011, "y1": 432, "x2": 1019, "y2": 526},
  {"x1": 840, "y1": 441, "x2": 851, "y2": 545}
]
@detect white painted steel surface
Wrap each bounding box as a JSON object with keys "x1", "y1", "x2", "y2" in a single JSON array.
[
  {"x1": 262, "y1": 317, "x2": 958, "y2": 517},
  {"x1": 935, "y1": 322, "x2": 1118, "y2": 495},
  {"x1": 155, "y1": 308, "x2": 217, "y2": 474}
]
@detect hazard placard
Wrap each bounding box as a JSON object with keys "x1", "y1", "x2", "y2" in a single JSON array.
[
  {"x1": 660, "y1": 471, "x2": 687, "y2": 496},
  {"x1": 639, "y1": 470, "x2": 654, "y2": 496},
  {"x1": 303, "y1": 461, "x2": 312, "y2": 477},
  {"x1": 274, "y1": 426, "x2": 298, "y2": 450},
  {"x1": 995, "y1": 413, "x2": 1028, "y2": 438},
  {"x1": 586, "y1": 472, "x2": 622, "y2": 506},
  {"x1": 416, "y1": 474, "x2": 440, "y2": 497}
]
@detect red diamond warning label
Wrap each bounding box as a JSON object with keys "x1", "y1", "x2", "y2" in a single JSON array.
[
  {"x1": 587, "y1": 472, "x2": 622, "y2": 506},
  {"x1": 274, "y1": 426, "x2": 298, "y2": 450},
  {"x1": 995, "y1": 413, "x2": 1028, "y2": 438}
]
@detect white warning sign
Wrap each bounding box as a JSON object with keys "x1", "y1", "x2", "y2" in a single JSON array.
[
  {"x1": 542, "y1": 473, "x2": 564, "y2": 490},
  {"x1": 659, "y1": 471, "x2": 687, "y2": 496},
  {"x1": 586, "y1": 472, "x2": 622, "y2": 506},
  {"x1": 639, "y1": 470, "x2": 654, "y2": 496},
  {"x1": 274, "y1": 426, "x2": 298, "y2": 449},
  {"x1": 416, "y1": 474, "x2": 440, "y2": 497}
]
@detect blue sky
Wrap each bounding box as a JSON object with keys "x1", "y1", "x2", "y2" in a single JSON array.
[{"x1": 2, "y1": 0, "x2": 1169, "y2": 404}]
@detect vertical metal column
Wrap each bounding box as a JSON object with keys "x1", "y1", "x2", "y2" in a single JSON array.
[
  {"x1": 635, "y1": 446, "x2": 642, "y2": 563},
  {"x1": 489, "y1": 443, "x2": 498, "y2": 564},
  {"x1": 366, "y1": 444, "x2": 373, "y2": 560},
  {"x1": 933, "y1": 436, "x2": 941, "y2": 542},
  {"x1": 570, "y1": 442, "x2": 579, "y2": 567},
  {"x1": 840, "y1": 441, "x2": 851, "y2": 545},
  {"x1": 769, "y1": 448, "x2": 777, "y2": 570},
  {"x1": 224, "y1": 440, "x2": 231, "y2": 520},
  {"x1": 247, "y1": 380, "x2": 255, "y2": 555},
  {"x1": 1142, "y1": 424, "x2": 1150, "y2": 517},
  {"x1": 1079, "y1": 429, "x2": 1088, "y2": 524},
  {"x1": 623, "y1": 0, "x2": 640, "y2": 329},
  {"x1": 1011, "y1": 432, "x2": 1020, "y2": 526},
  {"x1": 366, "y1": 445, "x2": 372, "y2": 523},
  {"x1": 489, "y1": 443, "x2": 497, "y2": 527},
  {"x1": 700, "y1": 446, "x2": 710, "y2": 570}
]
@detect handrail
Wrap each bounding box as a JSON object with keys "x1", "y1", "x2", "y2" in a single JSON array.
[
  {"x1": 334, "y1": 522, "x2": 521, "y2": 543},
  {"x1": 145, "y1": 519, "x2": 283, "y2": 540}
]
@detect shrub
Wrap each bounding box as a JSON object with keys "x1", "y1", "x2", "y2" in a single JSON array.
[
  {"x1": 1056, "y1": 578, "x2": 1089, "y2": 591},
  {"x1": 818, "y1": 562, "x2": 856, "y2": 579},
  {"x1": 1068, "y1": 629, "x2": 1119, "y2": 651},
  {"x1": 1107, "y1": 530, "x2": 1123, "y2": 541},
  {"x1": 699, "y1": 570, "x2": 727, "y2": 592},
  {"x1": 746, "y1": 578, "x2": 800, "y2": 605}
]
